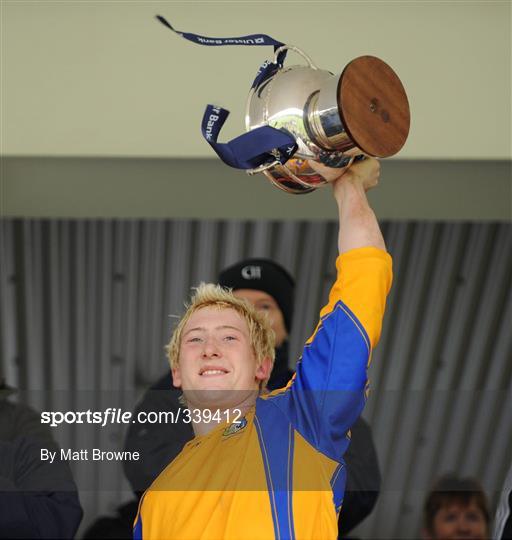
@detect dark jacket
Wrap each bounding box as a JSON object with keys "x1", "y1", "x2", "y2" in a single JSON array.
[{"x1": 0, "y1": 400, "x2": 83, "y2": 539}]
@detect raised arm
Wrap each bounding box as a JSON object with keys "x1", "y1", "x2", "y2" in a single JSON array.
[
  {"x1": 266, "y1": 158, "x2": 392, "y2": 461},
  {"x1": 311, "y1": 157, "x2": 385, "y2": 253},
  {"x1": 310, "y1": 157, "x2": 390, "y2": 349},
  {"x1": 334, "y1": 158, "x2": 385, "y2": 253}
]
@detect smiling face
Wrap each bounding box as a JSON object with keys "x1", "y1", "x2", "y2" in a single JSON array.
[{"x1": 172, "y1": 306, "x2": 272, "y2": 410}]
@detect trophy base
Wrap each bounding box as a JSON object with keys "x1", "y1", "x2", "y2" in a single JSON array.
[{"x1": 337, "y1": 56, "x2": 410, "y2": 157}]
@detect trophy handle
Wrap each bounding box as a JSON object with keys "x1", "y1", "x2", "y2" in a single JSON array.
[
  {"x1": 273, "y1": 45, "x2": 319, "y2": 70},
  {"x1": 244, "y1": 45, "x2": 319, "y2": 138},
  {"x1": 245, "y1": 46, "x2": 319, "y2": 176},
  {"x1": 246, "y1": 159, "x2": 282, "y2": 176}
]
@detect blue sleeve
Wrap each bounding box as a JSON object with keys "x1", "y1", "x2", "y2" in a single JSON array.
[
  {"x1": 265, "y1": 300, "x2": 369, "y2": 461},
  {"x1": 263, "y1": 247, "x2": 392, "y2": 461}
]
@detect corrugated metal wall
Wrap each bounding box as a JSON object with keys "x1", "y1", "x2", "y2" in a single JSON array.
[{"x1": 1, "y1": 219, "x2": 510, "y2": 538}]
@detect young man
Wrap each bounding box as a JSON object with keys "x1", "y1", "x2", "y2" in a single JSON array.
[
  {"x1": 422, "y1": 474, "x2": 490, "y2": 540},
  {"x1": 134, "y1": 157, "x2": 392, "y2": 539},
  {"x1": 119, "y1": 259, "x2": 380, "y2": 538}
]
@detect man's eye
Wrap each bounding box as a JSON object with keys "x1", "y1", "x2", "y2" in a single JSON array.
[
  {"x1": 258, "y1": 304, "x2": 272, "y2": 311},
  {"x1": 187, "y1": 337, "x2": 202, "y2": 343},
  {"x1": 224, "y1": 335, "x2": 237, "y2": 341}
]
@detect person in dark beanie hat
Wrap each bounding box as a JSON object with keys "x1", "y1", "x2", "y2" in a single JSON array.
[
  {"x1": 219, "y1": 259, "x2": 295, "y2": 337},
  {"x1": 218, "y1": 259, "x2": 295, "y2": 391}
]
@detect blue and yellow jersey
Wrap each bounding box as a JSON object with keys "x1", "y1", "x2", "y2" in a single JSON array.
[{"x1": 134, "y1": 247, "x2": 392, "y2": 540}]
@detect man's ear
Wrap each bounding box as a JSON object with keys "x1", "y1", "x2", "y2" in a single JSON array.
[
  {"x1": 255, "y1": 357, "x2": 273, "y2": 382},
  {"x1": 171, "y1": 366, "x2": 182, "y2": 388}
]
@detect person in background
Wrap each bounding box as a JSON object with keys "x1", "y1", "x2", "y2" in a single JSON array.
[
  {"x1": 422, "y1": 474, "x2": 490, "y2": 540},
  {"x1": 0, "y1": 375, "x2": 83, "y2": 539}
]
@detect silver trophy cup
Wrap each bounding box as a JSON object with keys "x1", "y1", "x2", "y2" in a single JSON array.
[{"x1": 245, "y1": 46, "x2": 410, "y2": 194}]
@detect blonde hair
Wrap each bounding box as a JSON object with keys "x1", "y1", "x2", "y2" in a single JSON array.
[{"x1": 166, "y1": 283, "x2": 276, "y2": 378}]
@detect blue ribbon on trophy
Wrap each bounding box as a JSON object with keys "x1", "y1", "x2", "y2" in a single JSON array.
[{"x1": 156, "y1": 16, "x2": 298, "y2": 170}]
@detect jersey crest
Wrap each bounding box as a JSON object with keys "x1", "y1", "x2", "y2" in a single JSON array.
[{"x1": 223, "y1": 417, "x2": 248, "y2": 438}]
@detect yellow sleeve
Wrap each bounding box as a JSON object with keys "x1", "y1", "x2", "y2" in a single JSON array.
[{"x1": 313, "y1": 246, "x2": 393, "y2": 350}]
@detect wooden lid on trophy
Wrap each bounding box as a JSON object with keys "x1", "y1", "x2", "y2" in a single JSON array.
[{"x1": 338, "y1": 56, "x2": 410, "y2": 157}]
